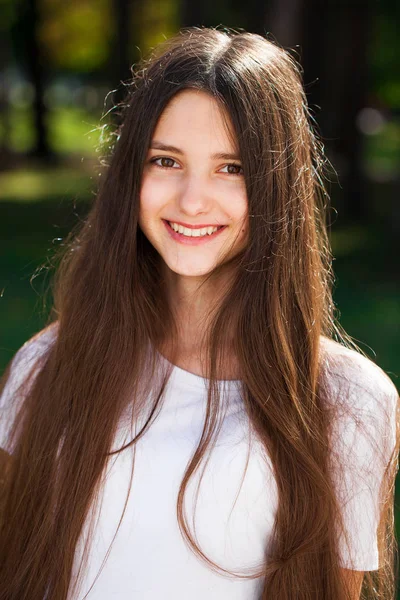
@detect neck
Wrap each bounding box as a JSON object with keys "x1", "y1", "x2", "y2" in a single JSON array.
[
  {"x1": 161, "y1": 262, "x2": 237, "y2": 349},
  {"x1": 157, "y1": 265, "x2": 241, "y2": 379}
]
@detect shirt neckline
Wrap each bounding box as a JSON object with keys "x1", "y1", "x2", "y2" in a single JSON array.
[{"x1": 156, "y1": 350, "x2": 242, "y2": 391}]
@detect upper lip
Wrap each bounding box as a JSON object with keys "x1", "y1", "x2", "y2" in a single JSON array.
[{"x1": 165, "y1": 220, "x2": 225, "y2": 229}]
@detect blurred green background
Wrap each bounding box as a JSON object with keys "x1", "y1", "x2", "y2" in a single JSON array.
[{"x1": 0, "y1": 0, "x2": 399, "y2": 584}]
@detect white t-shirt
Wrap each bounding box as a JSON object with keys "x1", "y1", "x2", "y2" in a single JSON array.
[{"x1": 0, "y1": 327, "x2": 398, "y2": 599}]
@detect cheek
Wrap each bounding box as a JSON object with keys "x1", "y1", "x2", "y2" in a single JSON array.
[
  {"x1": 140, "y1": 178, "x2": 158, "y2": 212},
  {"x1": 240, "y1": 222, "x2": 249, "y2": 245},
  {"x1": 139, "y1": 178, "x2": 166, "y2": 227},
  {"x1": 226, "y1": 185, "x2": 247, "y2": 221},
  {"x1": 235, "y1": 209, "x2": 249, "y2": 247},
  {"x1": 233, "y1": 198, "x2": 249, "y2": 235}
]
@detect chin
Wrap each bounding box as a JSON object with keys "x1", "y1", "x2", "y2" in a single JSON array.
[{"x1": 167, "y1": 260, "x2": 216, "y2": 278}]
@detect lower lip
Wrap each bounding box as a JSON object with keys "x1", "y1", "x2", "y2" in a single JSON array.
[{"x1": 163, "y1": 220, "x2": 227, "y2": 245}]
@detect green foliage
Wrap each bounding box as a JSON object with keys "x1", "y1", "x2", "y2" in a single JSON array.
[
  {"x1": 0, "y1": 166, "x2": 94, "y2": 203},
  {"x1": 133, "y1": 0, "x2": 180, "y2": 55},
  {"x1": 363, "y1": 120, "x2": 400, "y2": 181},
  {"x1": 330, "y1": 224, "x2": 400, "y2": 384},
  {"x1": 370, "y1": 12, "x2": 400, "y2": 108},
  {"x1": 0, "y1": 196, "x2": 91, "y2": 370},
  {"x1": 0, "y1": 0, "x2": 17, "y2": 32},
  {"x1": 0, "y1": 106, "x2": 101, "y2": 154},
  {"x1": 38, "y1": 0, "x2": 114, "y2": 71},
  {"x1": 48, "y1": 106, "x2": 102, "y2": 153}
]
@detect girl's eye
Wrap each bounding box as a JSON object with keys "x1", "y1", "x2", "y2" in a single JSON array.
[
  {"x1": 149, "y1": 157, "x2": 243, "y2": 175},
  {"x1": 151, "y1": 157, "x2": 179, "y2": 169},
  {"x1": 220, "y1": 164, "x2": 243, "y2": 175}
]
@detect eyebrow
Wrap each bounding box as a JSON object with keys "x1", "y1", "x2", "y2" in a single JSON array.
[{"x1": 149, "y1": 141, "x2": 241, "y2": 161}]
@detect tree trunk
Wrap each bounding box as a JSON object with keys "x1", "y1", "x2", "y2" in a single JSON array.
[
  {"x1": 24, "y1": 0, "x2": 52, "y2": 160},
  {"x1": 300, "y1": 0, "x2": 370, "y2": 223},
  {"x1": 110, "y1": 0, "x2": 134, "y2": 105}
]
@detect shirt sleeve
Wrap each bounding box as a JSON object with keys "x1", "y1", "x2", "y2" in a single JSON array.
[
  {"x1": 0, "y1": 325, "x2": 57, "y2": 452},
  {"x1": 325, "y1": 346, "x2": 399, "y2": 571}
]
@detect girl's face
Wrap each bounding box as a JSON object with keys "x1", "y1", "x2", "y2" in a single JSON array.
[{"x1": 139, "y1": 89, "x2": 248, "y2": 278}]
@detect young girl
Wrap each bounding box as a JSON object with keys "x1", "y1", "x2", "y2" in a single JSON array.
[{"x1": 0, "y1": 27, "x2": 399, "y2": 600}]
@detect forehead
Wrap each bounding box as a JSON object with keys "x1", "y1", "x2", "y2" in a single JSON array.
[{"x1": 153, "y1": 89, "x2": 238, "y2": 151}]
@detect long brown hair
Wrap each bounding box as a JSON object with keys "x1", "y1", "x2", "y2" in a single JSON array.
[{"x1": 1, "y1": 27, "x2": 399, "y2": 599}]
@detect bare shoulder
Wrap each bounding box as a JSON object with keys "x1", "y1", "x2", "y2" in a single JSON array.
[{"x1": 319, "y1": 335, "x2": 399, "y2": 410}]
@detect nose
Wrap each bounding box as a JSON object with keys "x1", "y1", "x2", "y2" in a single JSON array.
[{"x1": 177, "y1": 174, "x2": 214, "y2": 217}]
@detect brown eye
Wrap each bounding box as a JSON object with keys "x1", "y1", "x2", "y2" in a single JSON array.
[
  {"x1": 152, "y1": 157, "x2": 178, "y2": 168},
  {"x1": 221, "y1": 164, "x2": 243, "y2": 175}
]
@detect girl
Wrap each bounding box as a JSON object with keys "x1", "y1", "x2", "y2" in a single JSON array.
[{"x1": 0, "y1": 26, "x2": 399, "y2": 600}]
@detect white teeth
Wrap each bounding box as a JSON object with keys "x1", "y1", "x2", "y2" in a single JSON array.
[{"x1": 168, "y1": 222, "x2": 221, "y2": 237}]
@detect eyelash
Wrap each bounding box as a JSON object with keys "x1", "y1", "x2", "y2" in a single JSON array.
[{"x1": 149, "y1": 156, "x2": 243, "y2": 175}]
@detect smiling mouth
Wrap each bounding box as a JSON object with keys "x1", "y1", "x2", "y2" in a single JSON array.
[{"x1": 165, "y1": 220, "x2": 226, "y2": 237}]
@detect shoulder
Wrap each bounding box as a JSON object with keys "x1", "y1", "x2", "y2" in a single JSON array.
[
  {"x1": 1, "y1": 322, "x2": 59, "y2": 402},
  {"x1": 319, "y1": 336, "x2": 399, "y2": 467},
  {"x1": 319, "y1": 335, "x2": 398, "y2": 409},
  {"x1": 0, "y1": 323, "x2": 59, "y2": 450},
  {"x1": 9, "y1": 322, "x2": 58, "y2": 370}
]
